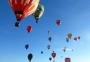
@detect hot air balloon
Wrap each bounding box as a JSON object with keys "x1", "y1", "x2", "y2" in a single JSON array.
[
  {"x1": 56, "y1": 19, "x2": 61, "y2": 26},
  {"x1": 25, "y1": 44, "x2": 29, "y2": 50},
  {"x1": 9, "y1": 0, "x2": 39, "y2": 27},
  {"x1": 27, "y1": 26, "x2": 32, "y2": 32},
  {"x1": 49, "y1": 57, "x2": 52, "y2": 61},
  {"x1": 51, "y1": 51, "x2": 56, "y2": 58},
  {"x1": 47, "y1": 45, "x2": 51, "y2": 50},
  {"x1": 77, "y1": 36, "x2": 80, "y2": 40},
  {"x1": 63, "y1": 47, "x2": 67, "y2": 52},
  {"x1": 67, "y1": 33, "x2": 72, "y2": 39},
  {"x1": 32, "y1": 3, "x2": 44, "y2": 23},
  {"x1": 66, "y1": 38, "x2": 69, "y2": 43},
  {"x1": 48, "y1": 30, "x2": 51, "y2": 35},
  {"x1": 48, "y1": 37, "x2": 52, "y2": 42},
  {"x1": 65, "y1": 58, "x2": 71, "y2": 62},
  {"x1": 74, "y1": 37, "x2": 77, "y2": 41},
  {"x1": 41, "y1": 51, "x2": 43, "y2": 54},
  {"x1": 28, "y1": 53, "x2": 33, "y2": 62}
]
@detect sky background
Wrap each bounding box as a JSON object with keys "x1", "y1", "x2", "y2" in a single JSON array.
[{"x1": 0, "y1": 0, "x2": 90, "y2": 62}]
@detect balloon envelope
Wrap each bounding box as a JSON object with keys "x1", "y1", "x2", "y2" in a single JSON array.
[
  {"x1": 67, "y1": 33, "x2": 72, "y2": 39},
  {"x1": 28, "y1": 53, "x2": 33, "y2": 62},
  {"x1": 32, "y1": 3, "x2": 44, "y2": 23},
  {"x1": 27, "y1": 26, "x2": 32, "y2": 32},
  {"x1": 9, "y1": 0, "x2": 39, "y2": 21},
  {"x1": 25, "y1": 44, "x2": 29, "y2": 50},
  {"x1": 56, "y1": 19, "x2": 61, "y2": 25},
  {"x1": 51, "y1": 51, "x2": 56, "y2": 58}
]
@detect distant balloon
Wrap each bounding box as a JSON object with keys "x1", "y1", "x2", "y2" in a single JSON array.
[
  {"x1": 41, "y1": 51, "x2": 43, "y2": 54},
  {"x1": 56, "y1": 19, "x2": 61, "y2": 26},
  {"x1": 66, "y1": 38, "x2": 69, "y2": 43},
  {"x1": 27, "y1": 26, "x2": 32, "y2": 32},
  {"x1": 48, "y1": 37, "x2": 52, "y2": 42},
  {"x1": 48, "y1": 30, "x2": 51, "y2": 35},
  {"x1": 51, "y1": 51, "x2": 56, "y2": 58},
  {"x1": 47, "y1": 45, "x2": 51, "y2": 50},
  {"x1": 28, "y1": 53, "x2": 33, "y2": 62},
  {"x1": 49, "y1": 57, "x2": 52, "y2": 61},
  {"x1": 63, "y1": 47, "x2": 67, "y2": 52},
  {"x1": 74, "y1": 37, "x2": 77, "y2": 41},
  {"x1": 77, "y1": 36, "x2": 80, "y2": 40},
  {"x1": 67, "y1": 33, "x2": 72, "y2": 39},
  {"x1": 25, "y1": 44, "x2": 29, "y2": 50},
  {"x1": 65, "y1": 57, "x2": 71, "y2": 62}
]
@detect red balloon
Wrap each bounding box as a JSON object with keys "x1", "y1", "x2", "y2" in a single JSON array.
[
  {"x1": 27, "y1": 26, "x2": 32, "y2": 32},
  {"x1": 9, "y1": 0, "x2": 39, "y2": 21},
  {"x1": 51, "y1": 51, "x2": 56, "y2": 58}
]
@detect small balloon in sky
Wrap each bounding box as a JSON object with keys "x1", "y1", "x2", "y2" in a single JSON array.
[
  {"x1": 48, "y1": 37, "x2": 52, "y2": 42},
  {"x1": 48, "y1": 30, "x2": 51, "y2": 35},
  {"x1": 56, "y1": 19, "x2": 61, "y2": 26},
  {"x1": 67, "y1": 33, "x2": 72, "y2": 39},
  {"x1": 49, "y1": 57, "x2": 52, "y2": 61},
  {"x1": 65, "y1": 57, "x2": 71, "y2": 62},
  {"x1": 63, "y1": 47, "x2": 67, "y2": 52},
  {"x1": 27, "y1": 26, "x2": 32, "y2": 32},
  {"x1": 77, "y1": 36, "x2": 80, "y2": 40},
  {"x1": 74, "y1": 37, "x2": 77, "y2": 41},
  {"x1": 41, "y1": 51, "x2": 43, "y2": 54},
  {"x1": 66, "y1": 38, "x2": 69, "y2": 43},
  {"x1": 25, "y1": 44, "x2": 29, "y2": 50},
  {"x1": 51, "y1": 51, "x2": 56, "y2": 58},
  {"x1": 28, "y1": 53, "x2": 33, "y2": 62},
  {"x1": 47, "y1": 45, "x2": 51, "y2": 50}
]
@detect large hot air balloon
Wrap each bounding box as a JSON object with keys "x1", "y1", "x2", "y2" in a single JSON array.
[
  {"x1": 9, "y1": 0, "x2": 39, "y2": 27},
  {"x1": 32, "y1": 3, "x2": 44, "y2": 23},
  {"x1": 27, "y1": 26, "x2": 32, "y2": 32},
  {"x1": 28, "y1": 53, "x2": 33, "y2": 62},
  {"x1": 25, "y1": 44, "x2": 29, "y2": 50}
]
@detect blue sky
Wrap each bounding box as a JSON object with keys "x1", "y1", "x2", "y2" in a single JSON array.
[{"x1": 0, "y1": 0, "x2": 90, "y2": 62}]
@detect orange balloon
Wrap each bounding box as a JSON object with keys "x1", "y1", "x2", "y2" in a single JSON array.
[{"x1": 9, "y1": 0, "x2": 39, "y2": 21}]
